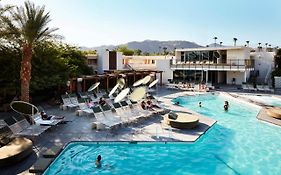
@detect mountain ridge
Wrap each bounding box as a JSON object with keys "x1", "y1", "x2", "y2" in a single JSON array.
[{"x1": 80, "y1": 40, "x2": 202, "y2": 53}]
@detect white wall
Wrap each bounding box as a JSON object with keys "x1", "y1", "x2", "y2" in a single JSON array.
[
  {"x1": 226, "y1": 71, "x2": 245, "y2": 84},
  {"x1": 97, "y1": 51, "x2": 108, "y2": 74},
  {"x1": 155, "y1": 59, "x2": 173, "y2": 84},
  {"x1": 251, "y1": 51, "x2": 274, "y2": 83},
  {"x1": 116, "y1": 52, "x2": 124, "y2": 70},
  {"x1": 226, "y1": 48, "x2": 250, "y2": 64}
]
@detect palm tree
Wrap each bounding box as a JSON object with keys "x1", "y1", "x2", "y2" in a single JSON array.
[
  {"x1": 233, "y1": 38, "x2": 237, "y2": 46},
  {"x1": 220, "y1": 42, "x2": 223, "y2": 46},
  {"x1": 265, "y1": 43, "x2": 268, "y2": 48},
  {"x1": 213, "y1": 37, "x2": 217, "y2": 46},
  {"x1": 0, "y1": 1, "x2": 57, "y2": 102},
  {"x1": 246, "y1": 41, "x2": 250, "y2": 47}
]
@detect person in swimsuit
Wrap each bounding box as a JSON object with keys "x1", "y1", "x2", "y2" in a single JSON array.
[{"x1": 96, "y1": 155, "x2": 102, "y2": 168}]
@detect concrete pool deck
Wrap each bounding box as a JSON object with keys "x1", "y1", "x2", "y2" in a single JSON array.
[{"x1": 229, "y1": 92, "x2": 281, "y2": 127}]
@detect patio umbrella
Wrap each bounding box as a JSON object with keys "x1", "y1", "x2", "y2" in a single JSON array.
[
  {"x1": 114, "y1": 88, "x2": 130, "y2": 103},
  {"x1": 87, "y1": 82, "x2": 100, "y2": 92},
  {"x1": 142, "y1": 75, "x2": 151, "y2": 85},
  {"x1": 130, "y1": 87, "x2": 146, "y2": 102},
  {"x1": 148, "y1": 79, "x2": 159, "y2": 88},
  {"x1": 117, "y1": 78, "x2": 125, "y2": 89},
  {"x1": 109, "y1": 84, "x2": 119, "y2": 97},
  {"x1": 133, "y1": 78, "x2": 144, "y2": 87},
  {"x1": 10, "y1": 101, "x2": 39, "y2": 116}
]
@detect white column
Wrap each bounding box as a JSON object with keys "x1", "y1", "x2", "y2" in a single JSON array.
[{"x1": 206, "y1": 70, "x2": 208, "y2": 83}]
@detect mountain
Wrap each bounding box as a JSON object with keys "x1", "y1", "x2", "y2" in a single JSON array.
[{"x1": 80, "y1": 40, "x2": 202, "y2": 54}]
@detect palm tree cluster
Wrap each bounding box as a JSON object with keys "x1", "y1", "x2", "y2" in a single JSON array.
[{"x1": 0, "y1": 0, "x2": 57, "y2": 102}]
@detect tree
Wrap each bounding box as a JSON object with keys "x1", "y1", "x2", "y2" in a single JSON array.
[
  {"x1": 233, "y1": 38, "x2": 237, "y2": 46},
  {"x1": 0, "y1": 1, "x2": 58, "y2": 102},
  {"x1": 134, "y1": 49, "x2": 142, "y2": 56},
  {"x1": 220, "y1": 42, "x2": 223, "y2": 46},
  {"x1": 116, "y1": 46, "x2": 134, "y2": 56},
  {"x1": 163, "y1": 47, "x2": 168, "y2": 55}
]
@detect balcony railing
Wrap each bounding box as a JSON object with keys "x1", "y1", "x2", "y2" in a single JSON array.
[{"x1": 170, "y1": 59, "x2": 254, "y2": 71}]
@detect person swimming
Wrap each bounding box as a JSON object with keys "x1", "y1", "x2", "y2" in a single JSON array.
[
  {"x1": 95, "y1": 155, "x2": 102, "y2": 168},
  {"x1": 199, "y1": 102, "x2": 202, "y2": 107},
  {"x1": 224, "y1": 101, "x2": 229, "y2": 111}
]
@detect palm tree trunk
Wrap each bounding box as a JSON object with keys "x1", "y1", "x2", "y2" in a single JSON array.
[{"x1": 20, "y1": 43, "x2": 32, "y2": 102}]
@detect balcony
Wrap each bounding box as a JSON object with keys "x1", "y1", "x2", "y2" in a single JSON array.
[{"x1": 170, "y1": 59, "x2": 254, "y2": 71}]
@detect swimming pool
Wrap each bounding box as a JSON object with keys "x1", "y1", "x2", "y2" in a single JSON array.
[
  {"x1": 44, "y1": 94, "x2": 281, "y2": 175},
  {"x1": 239, "y1": 94, "x2": 281, "y2": 106}
]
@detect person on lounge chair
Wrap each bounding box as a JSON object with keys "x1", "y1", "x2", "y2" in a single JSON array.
[
  {"x1": 99, "y1": 97, "x2": 106, "y2": 106},
  {"x1": 141, "y1": 101, "x2": 147, "y2": 110},
  {"x1": 41, "y1": 111, "x2": 64, "y2": 120},
  {"x1": 41, "y1": 111, "x2": 52, "y2": 120},
  {"x1": 147, "y1": 100, "x2": 161, "y2": 109}
]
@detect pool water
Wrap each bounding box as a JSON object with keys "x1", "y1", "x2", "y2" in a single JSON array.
[
  {"x1": 240, "y1": 94, "x2": 281, "y2": 106},
  {"x1": 44, "y1": 94, "x2": 281, "y2": 175}
]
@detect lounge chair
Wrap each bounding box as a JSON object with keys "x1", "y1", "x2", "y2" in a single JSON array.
[
  {"x1": 78, "y1": 103, "x2": 94, "y2": 116},
  {"x1": 3, "y1": 115, "x2": 50, "y2": 137},
  {"x1": 61, "y1": 94, "x2": 78, "y2": 110},
  {"x1": 164, "y1": 112, "x2": 199, "y2": 129}
]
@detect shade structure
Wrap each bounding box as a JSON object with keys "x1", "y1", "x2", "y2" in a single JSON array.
[
  {"x1": 130, "y1": 87, "x2": 146, "y2": 102},
  {"x1": 133, "y1": 79, "x2": 144, "y2": 87},
  {"x1": 148, "y1": 79, "x2": 159, "y2": 88},
  {"x1": 117, "y1": 78, "x2": 125, "y2": 89},
  {"x1": 10, "y1": 101, "x2": 39, "y2": 116},
  {"x1": 109, "y1": 84, "x2": 119, "y2": 97},
  {"x1": 87, "y1": 82, "x2": 100, "y2": 92},
  {"x1": 142, "y1": 75, "x2": 151, "y2": 85},
  {"x1": 114, "y1": 88, "x2": 130, "y2": 103}
]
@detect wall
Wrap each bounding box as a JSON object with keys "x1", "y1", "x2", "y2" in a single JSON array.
[
  {"x1": 251, "y1": 51, "x2": 274, "y2": 84},
  {"x1": 155, "y1": 59, "x2": 173, "y2": 84},
  {"x1": 97, "y1": 51, "x2": 108, "y2": 74},
  {"x1": 116, "y1": 52, "x2": 125, "y2": 70},
  {"x1": 226, "y1": 48, "x2": 250, "y2": 64},
  {"x1": 226, "y1": 71, "x2": 245, "y2": 84}
]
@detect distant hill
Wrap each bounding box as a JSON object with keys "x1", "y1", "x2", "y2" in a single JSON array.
[{"x1": 80, "y1": 40, "x2": 202, "y2": 54}]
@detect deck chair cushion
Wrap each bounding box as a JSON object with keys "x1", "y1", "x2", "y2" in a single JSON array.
[
  {"x1": 113, "y1": 103, "x2": 121, "y2": 108},
  {"x1": 92, "y1": 106, "x2": 102, "y2": 113},
  {"x1": 120, "y1": 101, "x2": 128, "y2": 106},
  {"x1": 101, "y1": 104, "x2": 111, "y2": 111}
]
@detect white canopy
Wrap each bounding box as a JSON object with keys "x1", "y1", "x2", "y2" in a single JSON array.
[
  {"x1": 130, "y1": 87, "x2": 146, "y2": 102},
  {"x1": 149, "y1": 79, "x2": 159, "y2": 88},
  {"x1": 87, "y1": 82, "x2": 100, "y2": 92},
  {"x1": 109, "y1": 84, "x2": 119, "y2": 97},
  {"x1": 133, "y1": 79, "x2": 144, "y2": 87},
  {"x1": 142, "y1": 75, "x2": 151, "y2": 85},
  {"x1": 114, "y1": 88, "x2": 130, "y2": 103}
]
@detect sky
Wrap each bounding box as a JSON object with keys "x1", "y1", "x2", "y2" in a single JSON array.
[{"x1": 2, "y1": 0, "x2": 281, "y2": 47}]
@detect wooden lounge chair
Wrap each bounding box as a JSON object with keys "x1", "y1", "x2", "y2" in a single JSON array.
[
  {"x1": 29, "y1": 158, "x2": 53, "y2": 173},
  {"x1": 164, "y1": 112, "x2": 199, "y2": 129}
]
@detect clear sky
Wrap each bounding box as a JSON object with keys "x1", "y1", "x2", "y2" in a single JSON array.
[{"x1": 2, "y1": 0, "x2": 281, "y2": 47}]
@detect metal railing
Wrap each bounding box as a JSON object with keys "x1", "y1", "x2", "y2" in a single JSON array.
[{"x1": 170, "y1": 59, "x2": 254, "y2": 70}]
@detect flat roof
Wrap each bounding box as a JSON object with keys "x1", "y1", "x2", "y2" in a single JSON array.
[{"x1": 176, "y1": 46, "x2": 249, "y2": 52}]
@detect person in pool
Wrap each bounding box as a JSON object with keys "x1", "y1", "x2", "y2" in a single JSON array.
[
  {"x1": 96, "y1": 155, "x2": 102, "y2": 168},
  {"x1": 224, "y1": 101, "x2": 229, "y2": 111},
  {"x1": 199, "y1": 102, "x2": 202, "y2": 107}
]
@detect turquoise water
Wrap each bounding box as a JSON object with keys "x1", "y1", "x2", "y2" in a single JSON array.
[
  {"x1": 44, "y1": 94, "x2": 281, "y2": 175},
  {"x1": 240, "y1": 94, "x2": 281, "y2": 106}
]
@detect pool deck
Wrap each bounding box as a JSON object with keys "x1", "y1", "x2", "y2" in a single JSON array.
[
  {"x1": 0, "y1": 88, "x2": 217, "y2": 175},
  {"x1": 229, "y1": 92, "x2": 281, "y2": 127},
  {"x1": 256, "y1": 108, "x2": 281, "y2": 126}
]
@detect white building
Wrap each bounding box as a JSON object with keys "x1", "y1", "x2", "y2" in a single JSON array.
[{"x1": 95, "y1": 47, "x2": 275, "y2": 86}]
